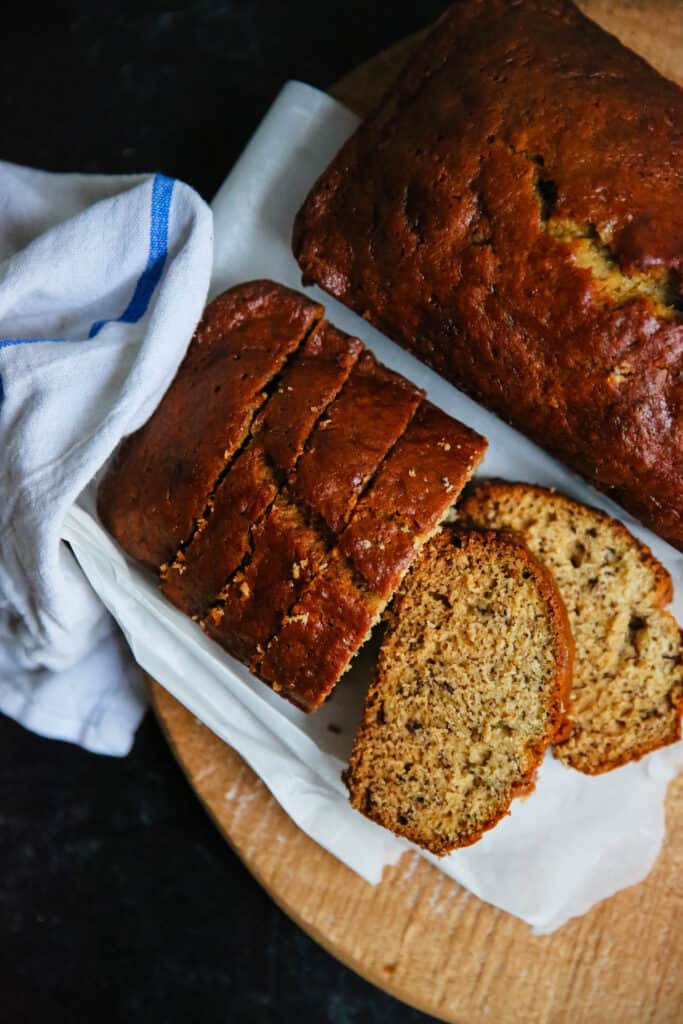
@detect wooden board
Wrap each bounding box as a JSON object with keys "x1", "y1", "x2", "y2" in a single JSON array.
[{"x1": 151, "y1": 4, "x2": 683, "y2": 1021}]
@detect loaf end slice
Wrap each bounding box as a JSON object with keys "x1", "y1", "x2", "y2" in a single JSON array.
[
  {"x1": 98, "y1": 280, "x2": 323, "y2": 567},
  {"x1": 345, "y1": 529, "x2": 572, "y2": 854},
  {"x1": 459, "y1": 482, "x2": 683, "y2": 773}
]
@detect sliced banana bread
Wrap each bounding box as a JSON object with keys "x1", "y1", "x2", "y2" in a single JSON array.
[
  {"x1": 459, "y1": 483, "x2": 683, "y2": 773},
  {"x1": 345, "y1": 529, "x2": 572, "y2": 854},
  {"x1": 260, "y1": 551, "x2": 384, "y2": 712},
  {"x1": 209, "y1": 403, "x2": 485, "y2": 711},
  {"x1": 161, "y1": 320, "x2": 362, "y2": 617},
  {"x1": 98, "y1": 280, "x2": 323, "y2": 567},
  {"x1": 98, "y1": 280, "x2": 486, "y2": 712},
  {"x1": 204, "y1": 496, "x2": 328, "y2": 668}
]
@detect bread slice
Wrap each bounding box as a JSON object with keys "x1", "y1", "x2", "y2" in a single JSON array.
[
  {"x1": 459, "y1": 483, "x2": 683, "y2": 773},
  {"x1": 204, "y1": 496, "x2": 328, "y2": 669},
  {"x1": 260, "y1": 551, "x2": 383, "y2": 712},
  {"x1": 345, "y1": 529, "x2": 572, "y2": 854},
  {"x1": 161, "y1": 444, "x2": 279, "y2": 617},
  {"x1": 290, "y1": 350, "x2": 423, "y2": 533},
  {"x1": 339, "y1": 402, "x2": 486, "y2": 599}
]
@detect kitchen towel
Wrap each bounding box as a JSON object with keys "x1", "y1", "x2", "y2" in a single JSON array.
[{"x1": 0, "y1": 162, "x2": 213, "y2": 755}]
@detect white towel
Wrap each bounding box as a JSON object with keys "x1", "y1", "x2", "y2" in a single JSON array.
[{"x1": 0, "y1": 162, "x2": 213, "y2": 755}]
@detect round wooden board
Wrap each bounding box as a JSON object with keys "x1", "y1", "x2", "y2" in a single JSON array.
[{"x1": 151, "y1": 5, "x2": 683, "y2": 1021}]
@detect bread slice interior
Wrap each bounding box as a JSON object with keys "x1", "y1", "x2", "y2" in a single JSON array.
[
  {"x1": 345, "y1": 529, "x2": 572, "y2": 854},
  {"x1": 459, "y1": 483, "x2": 683, "y2": 773}
]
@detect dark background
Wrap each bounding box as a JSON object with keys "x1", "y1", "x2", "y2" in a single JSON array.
[{"x1": 1, "y1": 2, "x2": 450, "y2": 1022}]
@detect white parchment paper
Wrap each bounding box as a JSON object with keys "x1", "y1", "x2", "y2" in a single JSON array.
[{"x1": 63, "y1": 82, "x2": 683, "y2": 933}]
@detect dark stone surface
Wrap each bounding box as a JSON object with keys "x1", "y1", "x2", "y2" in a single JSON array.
[
  {"x1": 0, "y1": 715, "x2": 441, "y2": 1023},
  {"x1": 0, "y1": 2, "x2": 449, "y2": 1021}
]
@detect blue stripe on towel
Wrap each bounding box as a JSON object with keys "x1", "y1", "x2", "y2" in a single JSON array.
[
  {"x1": 88, "y1": 174, "x2": 175, "y2": 337},
  {"x1": 0, "y1": 173, "x2": 176, "y2": 408}
]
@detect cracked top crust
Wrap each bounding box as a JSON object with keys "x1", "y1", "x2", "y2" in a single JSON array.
[{"x1": 293, "y1": 0, "x2": 683, "y2": 549}]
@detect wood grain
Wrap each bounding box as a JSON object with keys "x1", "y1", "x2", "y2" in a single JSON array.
[{"x1": 151, "y1": 4, "x2": 683, "y2": 1021}]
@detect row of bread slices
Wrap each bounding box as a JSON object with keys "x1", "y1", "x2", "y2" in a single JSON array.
[{"x1": 98, "y1": 281, "x2": 487, "y2": 712}]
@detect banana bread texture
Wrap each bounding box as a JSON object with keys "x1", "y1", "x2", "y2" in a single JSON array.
[{"x1": 345, "y1": 529, "x2": 572, "y2": 853}]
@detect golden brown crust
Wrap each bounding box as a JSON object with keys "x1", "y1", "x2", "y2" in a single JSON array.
[
  {"x1": 161, "y1": 444, "x2": 278, "y2": 617},
  {"x1": 290, "y1": 351, "x2": 424, "y2": 534},
  {"x1": 259, "y1": 553, "x2": 382, "y2": 713},
  {"x1": 203, "y1": 498, "x2": 329, "y2": 669},
  {"x1": 294, "y1": 0, "x2": 683, "y2": 551},
  {"x1": 98, "y1": 280, "x2": 323, "y2": 567},
  {"x1": 251, "y1": 321, "x2": 363, "y2": 471},
  {"x1": 345, "y1": 529, "x2": 573, "y2": 854},
  {"x1": 339, "y1": 403, "x2": 487, "y2": 598}
]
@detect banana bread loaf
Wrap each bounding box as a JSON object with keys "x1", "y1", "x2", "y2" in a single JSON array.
[{"x1": 293, "y1": 0, "x2": 683, "y2": 550}]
